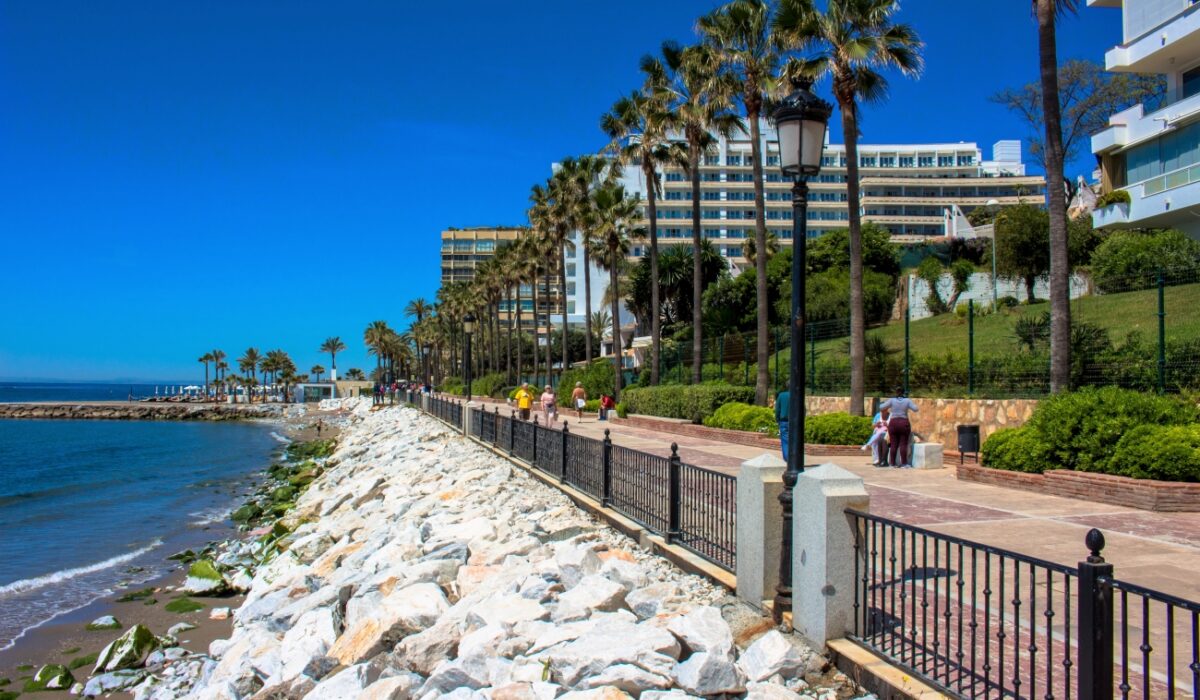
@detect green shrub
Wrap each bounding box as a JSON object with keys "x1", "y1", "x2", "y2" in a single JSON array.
[
  {"x1": 621, "y1": 384, "x2": 756, "y2": 422},
  {"x1": 615, "y1": 402, "x2": 628, "y2": 418},
  {"x1": 703, "y1": 402, "x2": 779, "y2": 437},
  {"x1": 980, "y1": 427, "x2": 1052, "y2": 473},
  {"x1": 1109, "y1": 424, "x2": 1200, "y2": 481},
  {"x1": 1091, "y1": 229, "x2": 1200, "y2": 292},
  {"x1": 558, "y1": 360, "x2": 616, "y2": 402},
  {"x1": 805, "y1": 413, "x2": 873, "y2": 445},
  {"x1": 1025, "y1": 386, "x2": 1197, "y2": 473},
  {"x1": 1095, "y1": 189, "x2": 1131, "y2": 208}
]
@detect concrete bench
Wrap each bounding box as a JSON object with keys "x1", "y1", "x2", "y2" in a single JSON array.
[{"x1": 912, "y1": 443, "x2": 944, "y2": 470}]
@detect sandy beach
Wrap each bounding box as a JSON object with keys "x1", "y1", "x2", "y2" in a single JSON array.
[{"x1": 0, "y1": 402, "x2": 344, "y2": 699}]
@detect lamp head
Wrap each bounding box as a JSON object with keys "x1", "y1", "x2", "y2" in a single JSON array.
[{"x1": 771, "y1": 76, "x2": 833, "y2": 179}]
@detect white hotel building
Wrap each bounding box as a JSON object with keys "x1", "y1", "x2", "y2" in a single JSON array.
[
  {"x1": 612, "y1": 129, "x2": 1045, "y2": 270},
  {"x1": 1091, "y1": 0, "x2": 1200, "y2": 237}
]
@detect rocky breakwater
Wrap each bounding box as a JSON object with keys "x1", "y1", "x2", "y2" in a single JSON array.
[
  {"x1": 136, "y1": 401, "x2": 867, "y2": 700},
  {"x1": 0, "y1": 403, "x2": 280, "y2": 421}
]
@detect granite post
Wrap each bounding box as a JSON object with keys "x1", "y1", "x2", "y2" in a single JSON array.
[
  {"x1": 792, "y1": 463, "x2": 869, "y2": 645},
  {"x1": 735, "y1": 453, "x2": 786, "y2": 611}
]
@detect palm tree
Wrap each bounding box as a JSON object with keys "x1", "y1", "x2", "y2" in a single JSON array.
[
  {"x1": 1036, "y1": 0, "x2": 1076, "y2": 393},
  {"x1": 311, "y1": 364, "x2": 325, "y2": 383},
  {"x1": 209, "y1": 349, "x2": 226, "y2": 399},
  {"x1": 743, "y1": 230, "x2": 779, "y2": 267},
  {"x1": 345, "y1": 368, "x2": 366, "y2": 380},
  {"x1": 547, "y1": 168, "x2": 577, "y2": 376},
  {"x1": 700, "y1": 0, "x2": 781, "y2": 406},
  {"x1": 590, "y1": 309, "x2": 612, "y2": 345},
  {"x1": 529, "y1": 182, "x2": 559, "y2": 383},
  {"x1": 319, "y1": 337, "x2": 346, "y2": 380},
  {"x1": 198, "y1": 353, "x2": 213, "y2": 401},
  {"x1": 237, "y1": 348, "x2": 261, "y2": 402},
  {"x1": 560, "y1": 154, "x2": 610, "y2": 365},
  {"x1": 644, "y1": 41, "x2": 742, "y2": 383},
  {"x1": 589, "y1": 183, "x2": 640, "y2": 399},
  {"x1": 603, "y1": 82, "x2": 688, "y2": 386},
  {"x1": 364, "y1": 320, "x2": 392, "y2": 384},
  {"x1": 775, "y1": 0, "x2": 923, "y2": 415}
]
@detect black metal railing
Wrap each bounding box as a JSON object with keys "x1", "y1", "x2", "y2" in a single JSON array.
[
  {"x1": 849, "y1": 511, "x2": 1200, "y2": 700},
  {"x1": 417, "y1": 401, "x2": 736, "y2": 573}
]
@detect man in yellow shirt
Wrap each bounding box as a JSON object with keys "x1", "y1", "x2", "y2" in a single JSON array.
[{"x1": 515, "y1": 383, "x2": 534, "y2": 421}]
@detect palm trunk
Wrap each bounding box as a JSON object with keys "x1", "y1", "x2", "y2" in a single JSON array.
[
  {"x1": 750, "y1": 108, "x2": 770, "y2": 406},
  {"x1": 544, "y1": 267, "x2": 554, "y2": 385},
  {"x1": 584, "y1": 246, "x2": 594, "y2": 363},
  {"x1": 531, "y1": 275, "x2": 540, "y2": 384},
  {"x1": 689, "y1": 137, "x2": 703, "y2": 384},
  {"x1": 559, "y1": 234, "x2": 570, "y2": 377},
  {"x1": 506, "y1": 287, "x2": 514, "y2": 381},
  {"x1": 203, "y1": 363, "x2": 209, "y2": 402},
  {"x1": 645, "y1": 162, "x2": 662, "y2": 385},
  {"x1": 516, "y1": 287, "x2": 524, "y2": 382},
  {"x1": 1039, "y1": 0, "x2": 1071, "y2": 393},
  {"x1": 840, "y1": 91, "x2": 867, "y2": 416},
  {"x1": 611, "y1": 256, "x2": 624, "y2": 400}
]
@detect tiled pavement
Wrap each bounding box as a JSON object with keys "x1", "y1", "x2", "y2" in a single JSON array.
[{"x1": 468, "y1": 399, "x2": 1200, "y2": 601}]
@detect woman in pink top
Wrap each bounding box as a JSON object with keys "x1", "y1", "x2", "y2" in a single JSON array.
[{"x1": 540, "y1": 385, "x2": 558, "y2": 423}]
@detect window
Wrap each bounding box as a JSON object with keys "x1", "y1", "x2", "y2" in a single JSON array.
[
  {"x1": 704, "y1": 152, "x2": 721, "y2": 165},
  {"x1": 566, "y1": 264, "x2": 576, "y2": 277},
  {"x1": 860, "y1": 156, "x2": 877, "y2": 167},
  {"x1": 957, "y1": 154, "x2": 975, "y2": 166},
  {"x1": 918, "y1": 156, "x2": 934, "y2": 168},
  {"x1": 821, "y1": 155, "x2": 836, "y2": 167},
  {"x1": 703, "y1": 191, "x2": 723, "y2": 200},
  {"x1": 726, "y1": 153, "x2": 743, "y2": 166},
  {"x1": 725, "y1": 246, "x2": 743, "y2": 257},
  {"x1": 1125, "y1": 121, "x2": 1200, "y2": 183},
  {"x1": 703, "y1": 210, "x2": 722, "y2": 219},
  {"x1": 900, "y1": 156, "x2": 915, "y2": 168},
  {"x1": 702, "y1": 172, "x2": 723, "y2": 182},
  {"x1": 938, "y1": 155, "x2": 955, "y2": 167},
  {"x1": 453, "y1": 241, "x2": 474, "y2": 252},
  {"x1": 880, "y1": 156, "x2": 896, "y2": 167},
  {"x1": 1185, "y1": 66, "x2": 1200, "y2": 100},
  {"x1": 666, "y1": 172, "x2": 685, "y2": 182},
  {"x1": 767, "y1": 155, "x2": 780, "y2": 166}
]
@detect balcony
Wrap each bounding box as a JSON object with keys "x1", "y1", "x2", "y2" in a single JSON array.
[
  {"x1": 1105, "y1": 2, "x2": 1200, "y2": 73},
  {"x1": 1092, "y1": 201, "x2": 1131, "y2": 228},
  {"x1": 1093, "y1": 91, "x2": 1200, "y2": 155}
]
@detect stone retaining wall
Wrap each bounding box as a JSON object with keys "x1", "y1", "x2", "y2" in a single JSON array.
[
  {"x1": 806, "y1": 396, "x2": 1039, "y2": 451},
  {"x1": 957, "y1": 464, "x2": 1200, "y2": 512},
  {"x1": 0, "y1": 403, "x2": 278, "y2": 421}
]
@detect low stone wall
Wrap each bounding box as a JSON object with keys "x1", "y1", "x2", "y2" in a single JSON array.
[
  {"x1": 0, "y1": 403, "x2": 278, "y2": 421},
  {"x1": 958, "y1": 464, "x2": 1200, "y2": 512},
  {"x1": 806, "y1": 396, "x2": 1039, "y2": 451},
  {"x1": 609, "y1": 414, "x2": 866, "y2": 458}
]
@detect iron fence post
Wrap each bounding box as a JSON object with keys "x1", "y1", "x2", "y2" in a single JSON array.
[
  {"x1": 509, "y1": 411, "x2": 516, "y2": 455},
  {"x1": 560, "y1": 422, "x2": 569, "y2": 483},
  {"x1": 532, "y1": 414, "x2": 538, "y2": 462},
  {"x1": 601, "y1": 429, "x2": 612, "y2": 507},
  {"x1": 492, "y1": 406, "x2": 499, "y2": 447},
  {"x1": 968, "y1": 299, "x2": 975, "y2": 396},
  {"x1": 667, "y1": 443, "x2": 681, "y2": 544},
  {"x1": 1077, "y1": 528, "x2": 1114, "y2": 700},
  {"x1": 1158, "y1": 268, "x2": 1166, "y2": 393}
]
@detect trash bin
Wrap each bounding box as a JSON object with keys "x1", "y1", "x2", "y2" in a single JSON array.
[{"x1": 957, "y1": 424, "x2": 980, "y2": 463}]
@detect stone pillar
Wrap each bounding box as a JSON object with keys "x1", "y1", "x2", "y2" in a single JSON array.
[
  {"x1": 792, "y1": 463, "x2": 869, "y2": 646},
  {"x1": 465, "y1": 401, "x2": 477, "y2": 437},
  {"x1": 735, "y1": 453, "x2": 786, "y2": 611},
  {"x1": 420, "y1": 393, "x2": 429, "y2": 413}
]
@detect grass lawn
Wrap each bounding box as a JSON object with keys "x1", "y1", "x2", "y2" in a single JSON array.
[{"x1": 807, "y1": 281, "x2": 1200, "y2": 358}]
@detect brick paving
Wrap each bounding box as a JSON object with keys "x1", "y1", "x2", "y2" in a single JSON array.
[{"x1": 467, "y1": 398, "x2": 1200, "y2": 601}]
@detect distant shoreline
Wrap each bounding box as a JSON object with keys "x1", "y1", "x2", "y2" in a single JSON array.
[{"x1": 0, "y1": 402, "x2": 284, "y2": 421}]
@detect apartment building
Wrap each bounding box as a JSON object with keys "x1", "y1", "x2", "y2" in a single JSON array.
[
  {"x1": 613, "y1": 129, "x2": 1044, "y2": 268},
  {"x1": 1091, "y1": 0, "x2": 1200, "y2": 237},
  {"x1": 439, "y1": 227, "x2": 562, "y2": 332}
]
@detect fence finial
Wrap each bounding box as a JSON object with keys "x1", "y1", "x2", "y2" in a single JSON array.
[
  {"x1": 563, "y1": 422, "x2": 570, "y2": 434},
  {"x1": 604, "y1": 428, "x2": 611, "y2": 439},
  {"x1": 671, "y1": 442, "x2": 679, "y2": 457},
  {"x1": 1085, "y1": 528, "x2": 1106, "y2": 562}
]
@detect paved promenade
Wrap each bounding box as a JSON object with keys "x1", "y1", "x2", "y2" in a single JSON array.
[{"x1": 468, "y1": 398, "x2": 1200, "y2": 601}]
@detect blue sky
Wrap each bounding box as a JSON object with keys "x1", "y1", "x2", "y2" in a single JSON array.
[{"x1": 0, "y1": 1, "x2": 1123, "y2": 382}]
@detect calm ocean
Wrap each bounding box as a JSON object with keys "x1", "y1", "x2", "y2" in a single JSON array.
[
  {"x1": 0, "y1": 418, "x2": 280, "y2": 650},
  {"x1": 0, "y1": 381, "x2": 194, "y2": 403}
]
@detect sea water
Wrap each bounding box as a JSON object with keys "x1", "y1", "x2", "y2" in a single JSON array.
[
  {"x1": 0, "y1": 381, "x2": 192, "y2": 403},
  {"x1": 0, "y1": 419, "x2": 278, "y2": 650}
]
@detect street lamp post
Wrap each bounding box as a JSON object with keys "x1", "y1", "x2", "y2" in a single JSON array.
[
  {"x1": 770, "y1": 76, "x2": 832, "y2": 625},
  {"x1": 985, "y1": 198, "x2": 1001, "y2": 306},
  {"x1": 463, "y1": 313, "x2": 476, "y2": 400},
  {"x1": 422, "y1": 344, "x2": 432, "y2": 391}
]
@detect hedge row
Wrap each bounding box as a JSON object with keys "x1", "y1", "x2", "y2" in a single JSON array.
[
  {"x1": 703, "y1": 402, "x2": 778, "y2": 436},
  {"x1": 621, "y1": 384, "x2": 756, "y2": 423},
  {"x1": 981, "y1": 387, "x2": 1200, "y2": 481}
]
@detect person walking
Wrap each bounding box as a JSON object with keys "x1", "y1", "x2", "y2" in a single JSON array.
[
  {"x1": 571, "y1": 382, "x2": 587, "y2": 421},
  {"x1": 881, "y1": 388, "x2": 919, "y2": 468},
  {"x1": 774, "y1": 389, "x2": 790, "y2": 463},
  {"x1": 540, "y1": 385, "x2": 558, "y2": 424},
  {"x1": 515, "y1": 383, "x2": 534, "y2": 421}
]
